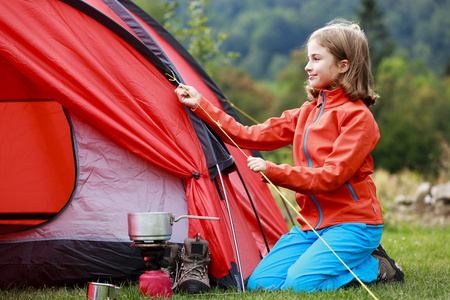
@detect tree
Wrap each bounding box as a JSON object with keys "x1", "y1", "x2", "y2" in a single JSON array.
[
  {"x1": 163, "y1": 0, "x2": 239, "y2": 78},
  {"x1": 133, "y1": 0, "x2": 166, "y2": 24},
  {"x1": 273, "y1": 50, "x2": 309, "y2": 113},
  {"x1": 356, "y1": 0, "x2": 396, "y2": 72},
  {"x1": 214, "y1": 66, "x2": 279, "y2": 124},
  {"x1": 372, "y1": 56, "x2": 449, "y2": 177}
]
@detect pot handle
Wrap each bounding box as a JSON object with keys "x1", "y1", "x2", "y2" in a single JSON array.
[{"x1": 174, "y1": 215, "x2": 220, "y2": 222}]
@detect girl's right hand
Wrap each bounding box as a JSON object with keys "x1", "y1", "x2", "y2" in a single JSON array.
[
  {"x1": 247, "y1": 156, "x2": 267, "y2": 173},
  {"x1": 174, "y1": 84, "x2": 200, "y2": 109}
]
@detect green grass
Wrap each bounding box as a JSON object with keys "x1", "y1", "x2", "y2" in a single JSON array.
[{"x1": 2, "y1": 225, "x2": 448, "y2": 300}]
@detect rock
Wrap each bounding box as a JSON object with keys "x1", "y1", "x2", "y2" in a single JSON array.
[
  {"x1": 412, "y1": 182, "x2": 432, "y2": 215},
  {"x1": 391, "y1": 181, "x2": 449, "y2": 227},
  {"x1": 430, "y1": 182, "x2": 450, "y2": 204},
  {"x1": 394, "y1": 195, "x2": 414, "y2": 205},
  {"x1": 413, "y1": 182, "x2": 431, "y2": 204}
]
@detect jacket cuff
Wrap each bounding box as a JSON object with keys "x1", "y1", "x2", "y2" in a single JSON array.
[
  {"x1": 263, "y1": 161, "x2": 277, "y2": 183},
  {"x1": 191, "y1": 95, "x2": 206, "y2": 112}
]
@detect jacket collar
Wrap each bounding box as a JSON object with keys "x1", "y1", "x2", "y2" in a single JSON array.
[{"x1": 316, "y1": 88, "x2": 350, "y2": 108}]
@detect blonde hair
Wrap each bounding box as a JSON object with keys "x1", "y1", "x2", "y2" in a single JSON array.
[{"x1": 305, "y1": 19, "x2": 378, "y2": 107}]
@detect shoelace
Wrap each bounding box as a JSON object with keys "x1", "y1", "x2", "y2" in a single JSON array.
[
  {"x1": 167, "y1": 260, "x2": 180, "y2": 290},
  {"x1": 172, "y1": 263, "x2": 207, "y2": 290}
]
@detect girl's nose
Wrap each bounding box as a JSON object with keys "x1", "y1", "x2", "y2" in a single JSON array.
[{"x1": 305, "y1": 61, "x2": 311, "y2": 72}]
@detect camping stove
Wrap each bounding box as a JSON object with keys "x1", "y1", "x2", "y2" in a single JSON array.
[
  {"x1": 131, "y1": 240, "x2": 170, "y2": 271},
  {"x1": 127, "y1": 212, "x2": 219, "y2": 298},
  {"x1": 131, "y1": 240, "x2": 172, "y2": 298}
]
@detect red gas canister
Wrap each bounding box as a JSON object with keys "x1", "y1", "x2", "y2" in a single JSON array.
[{"x1": 139, "y1": 270, "x2": 172, "y2": 299}]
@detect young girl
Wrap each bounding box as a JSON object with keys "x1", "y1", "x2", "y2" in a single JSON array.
[{"x1": 174, "y1": 19, "x2": 403, "y2": 292}]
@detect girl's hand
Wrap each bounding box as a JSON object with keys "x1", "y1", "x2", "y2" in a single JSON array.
[
  {"x1": 247, "y1": 156, "x2": 267, "y2": 173},
  {"x1": 174, "y1": 84, "x2": 200, "y2": 109}
]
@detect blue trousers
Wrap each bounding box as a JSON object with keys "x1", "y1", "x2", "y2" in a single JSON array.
[{"x1": 247, "y1": 223, "x2": 383, "y2": 292}]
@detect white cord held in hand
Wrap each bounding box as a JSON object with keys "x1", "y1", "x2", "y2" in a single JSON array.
[
  {"x1": 247, "y1": 156, "x2": 267, "y2": 173},
  {"x1": 174, "y1": 84, "x2": 200, "y2": 109}
]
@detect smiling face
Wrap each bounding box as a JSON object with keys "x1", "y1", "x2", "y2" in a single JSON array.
[{"x1": 305, "y1": 39, "x2": 347, "y2": 91}]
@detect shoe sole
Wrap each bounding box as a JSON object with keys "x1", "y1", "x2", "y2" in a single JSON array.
[
  {"x1": 178, "y1": 279, "x2": 210, "y2": 293},
  {"x1": 373, "y1": 245, "x2": 405, "y2": 283}
]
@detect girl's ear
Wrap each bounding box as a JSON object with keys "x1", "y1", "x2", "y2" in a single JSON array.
[{"x1": 339, "y1": 59, "x2": 350, "y2": 73}]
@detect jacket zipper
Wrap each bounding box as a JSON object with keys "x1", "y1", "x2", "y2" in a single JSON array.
[
  {"x1": 303, "y1": 91, "x2": 326, "y2": 229},
  {"x1": 345, "y1": 182, "x2": 358, "y2": 200},
  {"x1": 303, "y1": 92, "x2": 360, "y2": 229}
]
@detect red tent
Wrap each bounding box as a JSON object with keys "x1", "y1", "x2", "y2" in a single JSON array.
[{"x1": 0, "y1": 0, "x2": 288, "y2": 288}]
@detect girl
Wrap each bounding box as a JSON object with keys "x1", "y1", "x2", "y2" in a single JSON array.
[{"x1": 174, "y1": 19, "x2": 403, "y2": 292}]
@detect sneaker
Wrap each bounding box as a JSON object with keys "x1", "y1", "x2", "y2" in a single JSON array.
[
  {"x1": 161, "y1": 243, "x2": 180, "y2": 288},
  {"x1": 372, "y1": 243, "x2": 405, "y2": 283},
  {"x1": 177, "y1": 234, "x2": 211, "y2": 293}
]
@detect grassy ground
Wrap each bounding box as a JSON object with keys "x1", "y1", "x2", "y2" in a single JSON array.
[{"x1": 2, "y1": 225, "x2": 448, "y2": 300}]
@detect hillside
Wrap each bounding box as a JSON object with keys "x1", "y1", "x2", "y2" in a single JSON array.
[{"x1": 199, "y1": 0, "x2": 450, "y2": 79}]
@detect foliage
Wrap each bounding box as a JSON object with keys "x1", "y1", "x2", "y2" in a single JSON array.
[
  {"x1": 132, "y1": 0, "x2": 166, "y2": 24},
  {"x1": 207, "y1": 0, "x2": 450, "y2": 78},
  {"x1": 378, "y1": 0, "x2": 450, "y2": 77},
  {"x1": 163, "y1": 0, "x2": 239, "y2": 78},
  {"x1": 356, "y1": 0, "x2": 396, "y2": 71},
  {"x1": 213, "y1": 67, "x2": 278, "y2": 124},
  {"x1": 217, "y1": 1, "x2": 355, "y2": 79},
  {"x1": 272, "y1": 50, "x2": 309, "y2": 112},
  {"x1": 371, "y1": 56, "x2": 450, "y2": 177}
]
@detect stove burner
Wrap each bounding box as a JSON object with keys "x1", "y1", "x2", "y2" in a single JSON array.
[{"x1": 132, "y1": 240, "x2": 170, "y2": 271}]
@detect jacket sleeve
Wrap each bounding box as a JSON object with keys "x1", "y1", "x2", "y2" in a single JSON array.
[
  {"x1": 192, "y1": 95, "x2": 301, "y2": 151},
  {"x1": 265, "y1": 107, "x2": 380, "y2": 194}
]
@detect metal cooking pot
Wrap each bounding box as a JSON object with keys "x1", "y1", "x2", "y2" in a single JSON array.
[
  {"x1": 128, "y1": 212, "x2": 220, "y2": 241},
  {"x1": 87, "y1": 282, "x2": 119, "y2": 300}
]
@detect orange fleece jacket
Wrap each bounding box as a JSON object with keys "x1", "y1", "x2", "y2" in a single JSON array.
[{"x1": 192, "y1": 88, "x2": 383, "y2": 230}]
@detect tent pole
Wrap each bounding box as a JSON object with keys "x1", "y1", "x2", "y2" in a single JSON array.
[
  {"x1": 235, "y1": 168, "x2": 270, "y2": 253},
  {"x1": 215, "y1": 164, "x2": 245, "y2": 292}
]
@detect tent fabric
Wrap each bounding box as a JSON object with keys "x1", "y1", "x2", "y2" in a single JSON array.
[
  {"x1": 0, "y1": 52, "x2": 77, "y2": 234},
  {"x1": 122, "y1": 0, "x2": 288, "y2": 256},
  {"x1": 0, "y1": 0, "x2": 289, "y2": 288},
  {"x1": 120, "y1": 0, "x2": 287, "y2": 244},
  {"x1": 98, "y1": 0, "x2": 236, "y2": 179},
  {"x1": 0, "y1": 114, "x2": 188, "y2": 286},
  {"x1": 0, "y1": 101, "x2": 74, "y2": 222}
]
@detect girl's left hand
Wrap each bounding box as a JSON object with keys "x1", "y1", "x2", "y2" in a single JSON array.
[{"x1": 247, "y1": 156, "x2": 267, "y2": 173}]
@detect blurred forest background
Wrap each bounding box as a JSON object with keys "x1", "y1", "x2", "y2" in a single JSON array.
[{"x1": 135, "y1": 0, "x2": 450, "y2": 185}]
